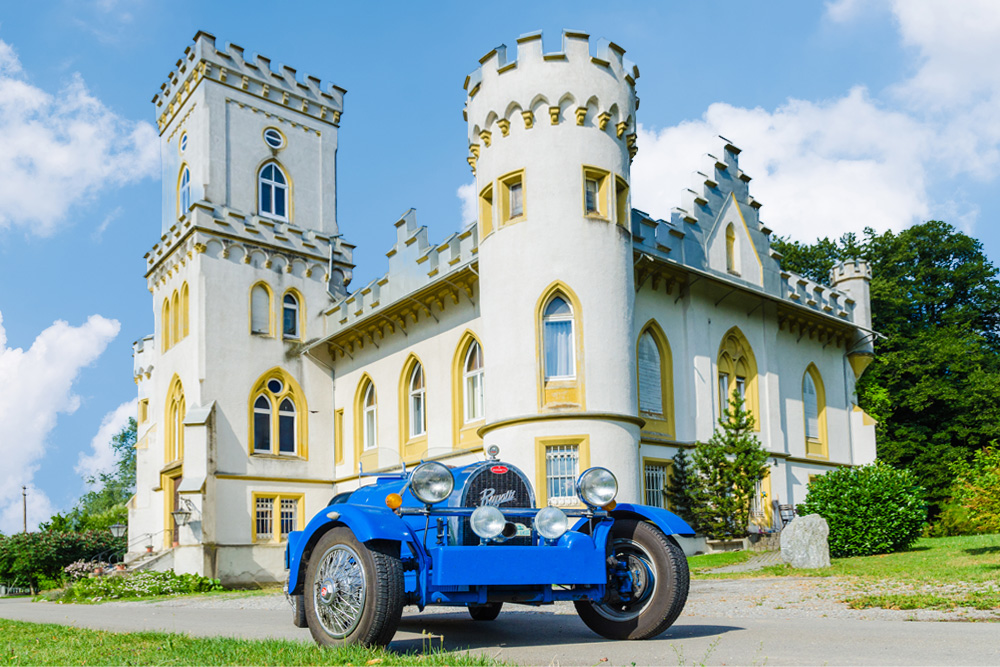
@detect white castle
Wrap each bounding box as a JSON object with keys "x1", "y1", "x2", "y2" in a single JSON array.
[{"x1": 129, "y1": 30, "x2": 877, "y2": 584}]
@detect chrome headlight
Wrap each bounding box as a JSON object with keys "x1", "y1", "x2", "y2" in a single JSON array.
[
  {"x1": 470, "y1": 505, "x2": 505, "y2": 540},
  {"x1": 409, "y1": 461, "x2": 454, "y2": 505},
  {"x1": 535, "y1": 506, "x2": 569, "y2": 541},
  {"x1": 577, "y1": 467, "x2": 618, "y2": 508}
]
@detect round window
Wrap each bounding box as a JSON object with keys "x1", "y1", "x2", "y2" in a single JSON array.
[
  {"x1": 179, "y1": 132, "x2": 187, "y2": 153},
  {"x1": 267, "y1": 378, "x2": 284, "y2": 394},
  {"x1": 263, "y1": 128, "x2": 284, "y2": 149}
]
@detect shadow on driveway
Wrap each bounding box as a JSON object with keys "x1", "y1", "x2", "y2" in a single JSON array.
[{"x1": 391, "y1": 608, "x2": 743, "y2": 652}]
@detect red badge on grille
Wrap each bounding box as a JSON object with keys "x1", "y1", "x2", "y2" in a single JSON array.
[{"x1": 490, "y1": 465, "x2": 508, "y2": 474}]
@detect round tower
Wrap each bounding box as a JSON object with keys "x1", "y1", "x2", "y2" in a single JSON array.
[
  {"x1": 830, "y1": 259, "x2": 874, "y2": 377},
  {"x1": 466, "y1": 30, "x2": 643, "y2": 504}
]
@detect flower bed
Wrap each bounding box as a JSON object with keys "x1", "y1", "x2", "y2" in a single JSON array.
[{"x1": 59, "y1": 569, "x2": 224, "y2": 603}]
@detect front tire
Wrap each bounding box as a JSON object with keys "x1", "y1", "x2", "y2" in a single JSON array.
[
  {"x1": 468, "y1": 601, "x2": 503, "y2": 621},
  {"x1": 304, "y1": 527, "x2": 404, "y2": 647},
  {"x1": 574, "y1": 519, "x2": 689, "y2": 640}
]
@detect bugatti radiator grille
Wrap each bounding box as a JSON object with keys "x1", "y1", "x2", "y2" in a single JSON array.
[{"x1": 459, "y1": 464, "x2": 534, "y2": 546}]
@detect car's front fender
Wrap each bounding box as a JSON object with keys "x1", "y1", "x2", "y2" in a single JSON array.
[
  {"x1": 610, "y1": 503, "x2": 696, "y2": 537},
  {"x1": 286, "y1": 504, "x2": 417, "y2": 594},
  {"x1": 570, "y1": 503, "x2": 695, "y2": 538}
]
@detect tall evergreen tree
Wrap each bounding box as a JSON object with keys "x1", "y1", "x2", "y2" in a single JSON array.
[
  {"x1": 665, "y1": 448, "x2": 698, "y2": 530},
  {"x1": 772, "y1": 221, "x2": 1000, "y2": 514},
  {"x1": 691, "y1": 392, "x2": 770, "y2": 539}
]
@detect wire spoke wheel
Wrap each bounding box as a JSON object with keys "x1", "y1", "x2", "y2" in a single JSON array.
[
  {"x1": 313, "y1": 544, "x2": 367, "y2": 638},
  {"x1": 303, "y1": 528, "x2": 404, "y2": 647}
]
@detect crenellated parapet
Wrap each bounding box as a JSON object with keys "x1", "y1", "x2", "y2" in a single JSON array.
[
  {"x1": 144, "y1": 202, "x2": 349, "y2": 292},
  {"x1": 152, "y1": 31, "x2": 346, "y2": 135},
  {"x1": 320, "y1": 210, "x2": 479, "y2": 358},
  {"x1": 463, "y1": 30, "x2": 640, "y2": 173},
  {"x1": 132, "y1": 335, "x2": 155, "y2": 383},
  {"x1": 631, "y1": 137, "x2": 867, "y2": 335}
]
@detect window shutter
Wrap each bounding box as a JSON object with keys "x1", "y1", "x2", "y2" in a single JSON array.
[
  {"x1": 638, "y1": 333, "x2": 662, "y2": 417},
  {"x1": 251, "y1": 286, "x2": 269, "y2": 334}
]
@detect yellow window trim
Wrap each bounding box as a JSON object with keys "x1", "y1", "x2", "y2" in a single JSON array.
[
  {"x1": 478, "y1": 183, "x2": 494, "y2": 238},
  {"x1": 281, "y1": 287, "x2": 306, "y2": 341},
  {"x1": 180, "y1": 282, "x2": 189, "y2": 339},
  {"x1": 636, "y1": 320, "x2": 675, "y2": 439},
  {"x1": 250, "y1": 491, "x2": 305, "y2": 544},
  {"x1": 717, "y1": 327, "x2": 760, "y2": 431},
  {"x1": 803, "y1": 363, "x2": 829, "y2": 460},
  {"x1": 138, "y1": 399, "x2": 149, "y2": 425},
  {"x1": 534, "y1": 434, "x2": 591, "y2": 508},
  {"x1": 498, "y1": 169, "x2": 525, "y2": 226},
  {"x1": 247, "y1": 367, "x2": 309, "y2": 460},
  {"x1": 161, "y1": 297, "x2": 171, "y2": 350},
  {"x1": 752, "y1": 470, "x2": 774, "y2": 527},
  {"x1": 170, "y1": 289, "x2": 180, "y2": 346},
  {"x1": 255, "y1": 158, "x2": 294, "y2": 223},
  {"x1": 615, "y1": 175, "x2": 630, "y2": 227},
  {"x1": 164, "y1": 375, "x2": 185, "y2": 464},
  {"x1": 176, "y1": 162, "x2": 190, "y2": 221},
  {"x1": 354, "y1": 374, "x2": 379, "y2": 472},
  {"x1": 535, "y1": 281, "x2": 586, "y2": 411},
  {"x1": 451, "y1": 331, "x2": 484, "y2": 451},
  {"x1": 334, "y1": 408, "x2": 345, "y2": 464},
  {"x1": 249, "y1": 281, "x2": 275, "y2": 337},
  {"x1": 398, "y1": 354, "x2": 428, "y2": 460},
  {"x1": 581, "y1": 165, "x2": 610, "y2": 220},
  {"x1": 641, "y1": 456, "x2": 674, "y2": 510}
]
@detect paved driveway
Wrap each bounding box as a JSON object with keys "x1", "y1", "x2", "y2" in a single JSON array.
[{"x1": 1, "y1": 579, "x2": 998, "y2": 666}]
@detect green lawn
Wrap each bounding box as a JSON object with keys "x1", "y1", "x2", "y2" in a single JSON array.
[
  {"x1": 686, "y1": 550, "x2": 755, "y2": 573},
  {"x1": 0, "y1": 619, "x2": 502, "y2": 666},
  {"x1": 690, "y1": 533, "x2": 1000, "y2": 612}
]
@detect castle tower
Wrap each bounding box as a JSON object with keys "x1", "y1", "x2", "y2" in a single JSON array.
[
  {"x1": 465, "y1": 31, "x2": 644, "y2": 503},
  {"x1": 830, "y1": 259, "x2": 874, "y2": 378},
  {"x1": 131, "y1": 32, "x2": 352, "y2": 582}
]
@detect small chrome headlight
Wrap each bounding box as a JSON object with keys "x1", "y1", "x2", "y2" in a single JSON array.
[
  {"x1": 577, "y1": 467, "x2": 618, "y2": 508},
  {"x1": 409, "y1": 461, "x2": 454, "y2": 505},
  {"x1": 470, "y1": 505, "x2": 505, "y2": 540},
  {"x1": 535, "y1": 506, "x2": 569, "y2": 541}
]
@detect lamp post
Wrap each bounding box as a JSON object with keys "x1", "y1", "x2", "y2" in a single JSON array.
[{"x1": 109, "y1": 523, "x2": 127, "y2": 565}]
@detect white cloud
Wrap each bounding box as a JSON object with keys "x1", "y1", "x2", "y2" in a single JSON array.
[
  {"x1": 0, "y1": 310, "x2": 120, "y2": 533},
  {"x1": 456, "y1": 182, "x2": 477, "y2": 230},
  {"x1": 76, "y1": 398, "x2": 137, "y2": 484},
  {"x1": 0, "y1": 38, "x2": 158, "y2": 237},
  {"x1": 632, "y1": 87, "x2": 930, "y2": 241}
]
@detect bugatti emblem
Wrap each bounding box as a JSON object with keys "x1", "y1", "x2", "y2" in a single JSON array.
[
  {"x1": 490, "y1": 465, "x2": 508, "y2": 474},
  {"x1": 479, "y1": 488, "x2": 517, "y2": 506}
]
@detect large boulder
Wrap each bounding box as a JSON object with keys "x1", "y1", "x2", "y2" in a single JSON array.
[{"x1": 780, "y1": 514, "x2": 831, "y2": 569}]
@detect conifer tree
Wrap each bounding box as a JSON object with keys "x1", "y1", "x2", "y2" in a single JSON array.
[
  {"x1": 691, "y1": 391, "x2": 769, "y2": 539},
  {"x1": 665, "y1": 448, "x2": 698, "y2": 530}
]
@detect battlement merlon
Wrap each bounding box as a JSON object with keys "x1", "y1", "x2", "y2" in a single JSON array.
[
  {"x1": 152, "y1": 31, "x2": 346, "y2": 135},
  {"x1": 463, "y1": 30, "x2": 639, "y2": 141},
  {"x1": 829, "y1": 259, "x2": 872, "y2": 285}
]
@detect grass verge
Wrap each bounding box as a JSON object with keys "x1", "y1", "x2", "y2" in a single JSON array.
[
  {"x1": 687, "y1": 550, "x2": 755, "y2": 572},
  {"x1": 847, "y1": 591, "x2": 1000, "y2": 611},
  {"x1": 0, "y1": 618, "x2": 502, "y2": 666},
  {"x1": 692, "y1": 533, "x2": 1000, "y2": 584}
]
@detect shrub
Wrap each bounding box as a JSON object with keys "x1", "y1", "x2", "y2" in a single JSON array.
[
  {"x1": 60, "y1": 569, "x2": 224, "y2": 602},
  {"x1": 949, "y1": 447, "x2": 1000, "y2": 534},
  {"x1": 799, "y1": 461, "x2": 926, "y2": 557},
  {"x1": 0, "y1": 531, "x2": 124, "y2": 593}
]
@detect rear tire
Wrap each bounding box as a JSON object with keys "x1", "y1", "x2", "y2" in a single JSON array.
[
  {"x1": 468, "y1": 601, "x2": 503, "y2": 621},
  {"x1": 574, "y1": 519, "x2": 689, "y2": 640},
  {"x1": 304, "y1": 527, "x2": 404, "y2": 646}
]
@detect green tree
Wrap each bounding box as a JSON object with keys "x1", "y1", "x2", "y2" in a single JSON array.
[
  {"x1": 665, "y1": 448, "x2": 698, "y2": 530},
  {"x1": 772, "y1": 222, "x2": 1000, "y2": 514},
  {"x1": 947, "y1": 446, "x2": 1000, "y2": 534},
  {"x1": 691, "y1": 392, "x2": 770, "y2": 539},
  {"x1": 40, "y1": 418, "x2": 136, "y2": 533}
]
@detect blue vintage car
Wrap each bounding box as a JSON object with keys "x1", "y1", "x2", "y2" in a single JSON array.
[{"x1": 284, "y1": 446, "x2": 694, "y2": 646}]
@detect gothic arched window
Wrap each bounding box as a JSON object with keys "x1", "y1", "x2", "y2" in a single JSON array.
[{"x1": 259, "y1": 163, "x2": 288, "y2": 220}]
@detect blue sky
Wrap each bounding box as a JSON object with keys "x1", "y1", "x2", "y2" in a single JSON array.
[{"x1": 2, "y1": 0, "x2": 999, "y2": 532}]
